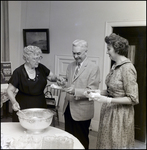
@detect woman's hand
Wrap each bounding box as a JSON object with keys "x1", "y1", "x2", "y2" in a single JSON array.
[
  {"x1": 84, "y1": 89, "x2": 101, "y2": 100},
  {"x1": 6, "y1": 83, "x2": 20, "y2": 110},
  {"x1": 84, "y1": 89, "x2": 112, "y2": 103},
  {"x1": 93, "y1": 95, "x2": 112, "y2": 103},
  {"x1": 12, "y1": 102, "x2": 20, "y2": 111}
]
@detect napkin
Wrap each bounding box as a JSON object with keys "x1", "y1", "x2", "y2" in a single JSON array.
[
  {"x1": 88, "y1": 92, "x2": 100, "y2": 98},
  {"x1": 84, "y1": 89, "x2": 101, "y2": 100},
  {"x1": 50, "y1": 84, "x2": 62, "y2": 89}
]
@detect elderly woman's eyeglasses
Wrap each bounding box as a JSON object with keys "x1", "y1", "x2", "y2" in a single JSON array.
[{"x1": 32, "y1": 56, "x2": 43, "y2": 62}]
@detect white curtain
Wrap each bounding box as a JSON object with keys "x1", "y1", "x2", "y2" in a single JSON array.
[{"x1": 1, "y1": 1, "x2": 9, "y2": 61}]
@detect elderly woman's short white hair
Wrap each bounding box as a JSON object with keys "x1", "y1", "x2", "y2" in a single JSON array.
[
  {"x1": 23, "y1": 45, "x2": 42, "y2": 61},
  {"x1": 72, "y1": 39, "x2": 88, "y2": 50}
]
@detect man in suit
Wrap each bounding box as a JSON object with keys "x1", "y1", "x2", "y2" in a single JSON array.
[{"x1": 57, "y1": 39, "x2": 100, "y2": 149}]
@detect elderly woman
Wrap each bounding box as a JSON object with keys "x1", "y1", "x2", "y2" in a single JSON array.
[
  {"x1": 84, "y1": 33, "x2": 139, "y2": 149},
  {"x1": 7, "y1": 45, "x2": 61, "y2": 122}
]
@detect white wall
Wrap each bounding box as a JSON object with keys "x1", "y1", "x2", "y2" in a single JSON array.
[
  {"x1": 8, "y1": 1, "x2": 146, "y2": 131},
  {"x1": 9, "y1": 1, "x2": 22, "y2": 71}
]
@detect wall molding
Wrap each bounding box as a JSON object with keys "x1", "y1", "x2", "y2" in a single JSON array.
[
  {"x1": 55, "y1": 55, "x2": 99, "y2": 77},
  {"x1": 102, "y1": 20, "x2": 146, "y2": 89}
]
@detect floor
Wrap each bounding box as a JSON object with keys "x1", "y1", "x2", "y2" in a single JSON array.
[{"x1": 1, "y1": 103, "x2": 146, "y2": 149}]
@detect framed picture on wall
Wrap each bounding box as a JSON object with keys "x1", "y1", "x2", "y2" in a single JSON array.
[{"x1": 23, "y1": 29, "x2": 49, "y2": 53}]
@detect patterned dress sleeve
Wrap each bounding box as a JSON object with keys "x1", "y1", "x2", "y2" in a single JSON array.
[{"x1": 121, "y1": 63, "x2": 139, "y2": 105}]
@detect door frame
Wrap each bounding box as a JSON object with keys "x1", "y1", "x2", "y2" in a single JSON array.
[
  {"x1": 102, "y1": 20, "x2": 146, "y2": 143},
  {"x1": 102, "y1": 20, "x2": 146, "y2": 89}
]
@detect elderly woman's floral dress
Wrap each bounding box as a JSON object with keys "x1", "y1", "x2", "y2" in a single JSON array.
[{"x1": 96, "y1": 59, "x2": 139, "y2": 149}]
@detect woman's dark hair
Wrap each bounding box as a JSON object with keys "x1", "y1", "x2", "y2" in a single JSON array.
[{"x1": 105, "y1": 33, "x2": 129, "y2": 57}]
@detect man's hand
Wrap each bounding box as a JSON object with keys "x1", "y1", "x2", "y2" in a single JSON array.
[{"x1": 65, "y1": 86, "x2": 75, "y2": 95}]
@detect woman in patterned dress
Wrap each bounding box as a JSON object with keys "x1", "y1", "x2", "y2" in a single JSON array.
[{"x1": 84, "y1": 33, "x2": 139, "y2": 149}]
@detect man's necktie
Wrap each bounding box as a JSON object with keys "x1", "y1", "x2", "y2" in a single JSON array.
[{"x1": 74, "y1": 64, "x2": 80, "y2": 79}]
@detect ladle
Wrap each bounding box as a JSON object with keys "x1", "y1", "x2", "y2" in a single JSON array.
[{"x1": 18, "y1": 109, "x2": 27, "y2": 116}]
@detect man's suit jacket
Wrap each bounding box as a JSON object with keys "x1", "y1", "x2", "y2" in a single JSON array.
[{"x1": 63, "y1": 58, "x2": 100, "y2": 121}]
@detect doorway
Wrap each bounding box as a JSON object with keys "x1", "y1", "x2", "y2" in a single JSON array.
[{"x1": 113, "y1": 26, "x2": 146, "y2": 142}]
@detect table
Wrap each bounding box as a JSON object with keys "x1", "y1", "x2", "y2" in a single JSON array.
[{"x1": 1, "y1": 122, "x2": 84, "y2": 149}]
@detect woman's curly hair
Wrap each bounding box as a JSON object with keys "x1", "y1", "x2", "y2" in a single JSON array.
[
  {"x1": 23, "y1": 45, "x2": 42, "y2": 61},
  {"x1": 105, "y1": 33, "x2": 129, "y2": 56}
]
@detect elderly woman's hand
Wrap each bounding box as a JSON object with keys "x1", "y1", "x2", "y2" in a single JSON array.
[
  {"x1": 56, "y1": 77, "x2": 66, "y2": 87},
  {"x1": 12, "y1": 102, "x2": 20, "y2": 111}
]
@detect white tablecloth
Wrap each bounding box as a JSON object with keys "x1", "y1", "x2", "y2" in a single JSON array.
[{"x1": 1, "y1": 122, "x2": 84, "y2": 149}]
